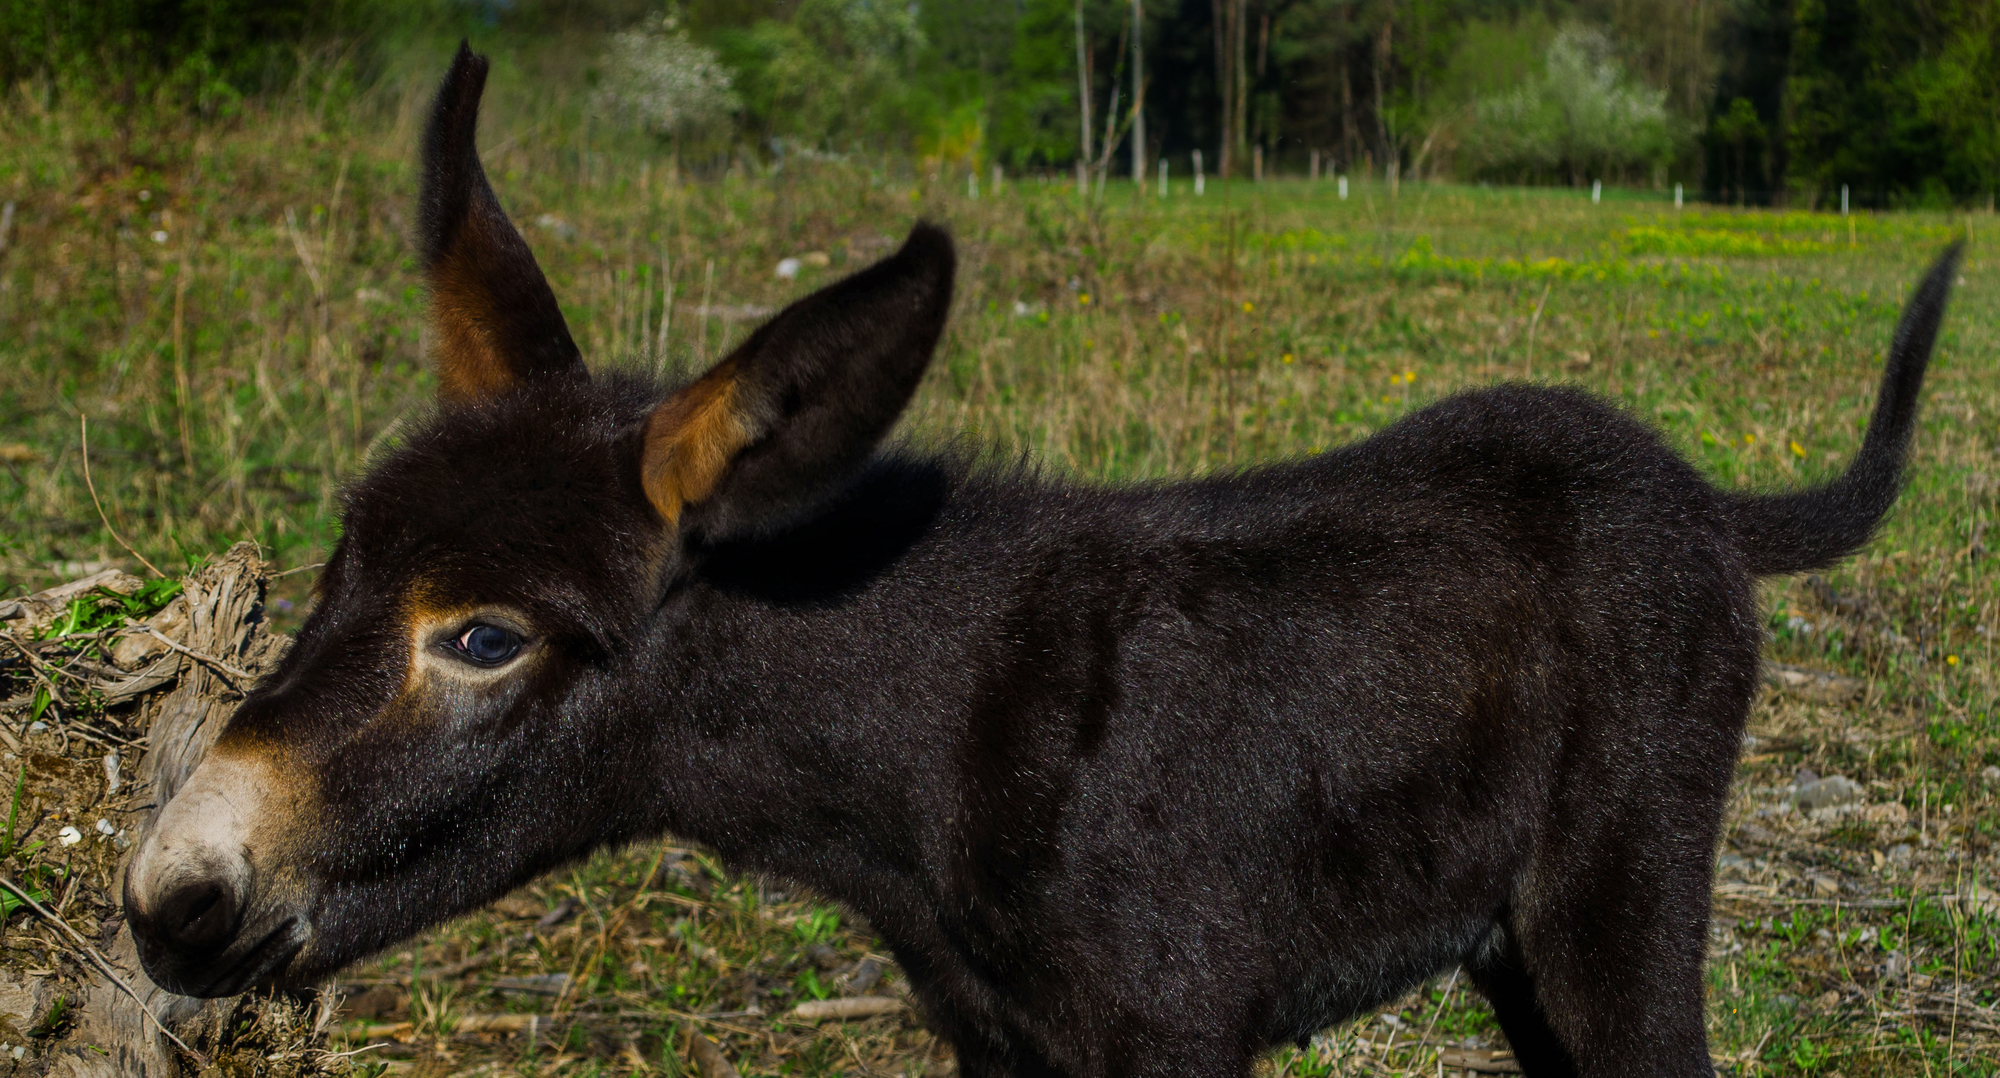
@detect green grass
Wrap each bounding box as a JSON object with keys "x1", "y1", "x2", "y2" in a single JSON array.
[{"x1": 3, "y1": 62, "x2": 1998, "y2": 1075}]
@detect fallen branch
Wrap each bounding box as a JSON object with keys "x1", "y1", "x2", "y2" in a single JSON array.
[
  {"x1": 142, "y1": 626, "x2": 256, "y2": 684},
  {"x1": 790, "y1": 996, "x2": 905, "y2": 1022}
]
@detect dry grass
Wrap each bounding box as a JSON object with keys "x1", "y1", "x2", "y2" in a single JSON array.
[{"x1": 2, "y1": 51, "x2": 1997, "y2": 1076}]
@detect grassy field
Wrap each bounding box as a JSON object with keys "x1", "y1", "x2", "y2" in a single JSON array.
[{"x1": 2, "y1": 56, "x2": 1998, "y2": 1076}]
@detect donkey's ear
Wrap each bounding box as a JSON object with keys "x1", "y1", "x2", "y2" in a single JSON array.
[
  {"x1": 640, "y1": 222, "x2": 955, "y2": 537},
  {"x1": 419, "y1": 42, "x2": 584, "y2": 402}
]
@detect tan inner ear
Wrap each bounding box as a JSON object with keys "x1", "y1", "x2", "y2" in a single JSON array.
[
  {"x1": 428, "y1": 216, "x2": 518, "y2": 402},
  {"x1": 642, "y1": 358, "x2": 757, "y2": 525}
]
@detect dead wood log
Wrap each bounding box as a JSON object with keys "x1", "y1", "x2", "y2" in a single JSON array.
[{"x1": 6, "y1": 544, "x2": 321, "y2": 1078}]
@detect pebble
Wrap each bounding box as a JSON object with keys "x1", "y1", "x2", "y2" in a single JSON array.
[
  {"x1": 1793, "y1": 774, "x2": 1864, "y2": 812},
  {"x1": 1881, "y1": 950, "x2": 1909, "y2": 981},
  {"x1": 533, "y1": 214, "x2": 576, "y2": 241},
  {"x1": 1984, "y1": 765, "x2": 2000, "y2": 784},
  {"x1": 775, "y1": 257, "x2": 802, "y2": 280},
  {"x1": 56, "y1": 825, "x2": 81, "y2": 846}
]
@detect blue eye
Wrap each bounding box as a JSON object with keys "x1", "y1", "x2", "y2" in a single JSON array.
[{"x1": 451, "y1": 624, "x2": 523, "y2": 666}]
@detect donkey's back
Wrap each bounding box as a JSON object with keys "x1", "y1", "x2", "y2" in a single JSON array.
[{"x1": 124, "y1": 44, "x2": 1960, "y2": 1078}]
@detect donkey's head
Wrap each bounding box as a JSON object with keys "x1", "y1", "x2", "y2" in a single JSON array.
[{"x1": 123, "y1": 43, "x2": 953, "y2": 997}]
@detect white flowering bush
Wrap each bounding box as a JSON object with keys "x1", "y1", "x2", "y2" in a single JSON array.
[
  {"x1": 1462, "y1": 28, "x2": 1680, "y2": 184},
  {"x1": 596, "y1": 16, "x2": 739, "y2": 139}
]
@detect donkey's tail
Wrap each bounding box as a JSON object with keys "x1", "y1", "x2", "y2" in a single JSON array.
[{"x1": 1724, "y1": 243, "x2": 1962, "y2": 577}]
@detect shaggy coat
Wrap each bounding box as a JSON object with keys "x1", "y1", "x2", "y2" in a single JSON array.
[{"x1": 123, "y1": 43, "x2": 1961, "y2": 1078}]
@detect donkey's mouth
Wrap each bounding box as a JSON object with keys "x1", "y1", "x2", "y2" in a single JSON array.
[{"x1": 187, "y1": 916, "x2": 310, "y2": 998}]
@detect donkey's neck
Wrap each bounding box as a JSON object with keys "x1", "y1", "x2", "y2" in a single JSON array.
[{"x1": 631, "y1": 457, "x2": 1018, "y2": 924}]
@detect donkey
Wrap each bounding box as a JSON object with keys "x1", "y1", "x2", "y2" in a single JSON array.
[{"x1": 125, "y1": 43, "x2": 1959, "y2": 1078}]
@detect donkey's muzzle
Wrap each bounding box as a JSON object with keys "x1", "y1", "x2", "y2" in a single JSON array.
[
  {"x1": 123, "y1": 753, "x2": 312, "y2": 997},
  {"x1": 141, "y1": 871, "x2": 242, "y2": 955},
  {"x1": 124, "y1": 854, "x2": 254, "y2": 995}
]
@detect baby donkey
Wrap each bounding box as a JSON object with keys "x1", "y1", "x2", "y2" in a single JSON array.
[{"x1": 126, "y1": 44, "x2": 1959, "y2": 1078}]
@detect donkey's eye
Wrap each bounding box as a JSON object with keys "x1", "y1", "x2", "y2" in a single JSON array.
[{"x1": 449, "y1": 624, "x2": 523, "y2": 666}]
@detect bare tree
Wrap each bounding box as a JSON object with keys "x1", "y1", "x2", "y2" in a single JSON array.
[
  {"x1": 1339, "y1": 3, "x2": 1355, "y2": 169},
  {"x1": 1212, "y1": 0, "x2": 1232, "y2": 176},
  {"x1": 1076, "y1": 0, "x2": 1093, "y2": 195},
  {"x1": 1373, "y1": 5, "x2": 1393, "y2": 179},
  {"x1": 1131, "y1": 0, "x2": 1146, "y2": 184},
  {"x1": 1233, "y1": 0, "x2": 1249, "y2": 177}
]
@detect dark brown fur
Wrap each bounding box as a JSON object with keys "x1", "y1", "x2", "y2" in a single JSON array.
[{"x1": 123, "y1": 44, "x2": 1961, "y2": 1078}]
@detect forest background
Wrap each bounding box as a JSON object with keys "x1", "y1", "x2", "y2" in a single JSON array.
[{"x1": 4, "y1": 0, "x2": 2000, "y2": 212}]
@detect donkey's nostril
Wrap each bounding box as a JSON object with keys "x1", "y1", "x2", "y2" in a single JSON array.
[
  {"x1": 177, "y1": 888, "x2": 219, "y2": 931},
  {"x1": 155, "y1": 877, "x2": 243, "y2": 953}
]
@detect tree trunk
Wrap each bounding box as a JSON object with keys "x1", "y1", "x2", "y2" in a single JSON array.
[
  {"x1": 1076, "y1": 0, "x2": 1093, "y2": 196},
  {"x1": 1233, "y1": 0, "x2": 1250, "y2": 179},
  {"x1": 1254, "y1": 10, "x2": 1270, "y2": 155},
  {"x1": 1213, "y1": 0, "x2": 1232, "y2": 177},
  {"x1": 1338, "y1": 4, "x2": 1355, "y2": 171},
  {"x1": 1131, "y1": 0, "x2": 1146, "y2": 185},
  {"x1": 1373, "y1": 9, "x2": 1393, "y2": 180}
]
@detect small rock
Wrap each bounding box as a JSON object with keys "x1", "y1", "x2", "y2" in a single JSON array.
[
  {"x1": 339, "y1": 985, "x2": 405, "y2": 1021},
  {"x1": 536, "y1": 895, "x2": 580, "y2": 929},
  {"x1": 1860, "y1": 801, "x2": 1908, "y2": 825},
  {"x1": 775, "y1": 257, "x2": 802, "y2": 280},
  {"x1": 56, "y1": 825, "x2": 82, "y2": 846},
  {"x1": 1960, "y1": 880, "x2": 2000, "y2": 920},
  {"x1": 490, "y1": 895, "x2": 543, "y2": 920},
  {"x1": 1764, "y1": 663, "x2": 1866, "y2": 703},
  {"x1": 490, "y1": 973, "x2": 570, "y2": 995},
  {"x1": 1886, "y1": 843, "x2": 1914, "y2": 866},
  {"x1": 93, "y1": 818, "x2": 114, "y2": 836},
  {"x1": 1983, "y1": 765, "x2": 2000, "y2": 785},
  {"x1": 1809, "y1": 875, "x2": 1841, "y2": 898},
  {"x1": 534, "y1": 214, "x2": 576, "y2": 241},
  {"x1": 837, "y1": 956, "x2": 884, "y2": 996},
  {"x1": 805, "y1": 942, "x2": 842, "y2": 970},
  {"x1": 1794, "y1": 775, "x2": 1864, "y2": 812},
  {"x1": 1881, "y1": 950, "x2": 1909, "y2": 981}
]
